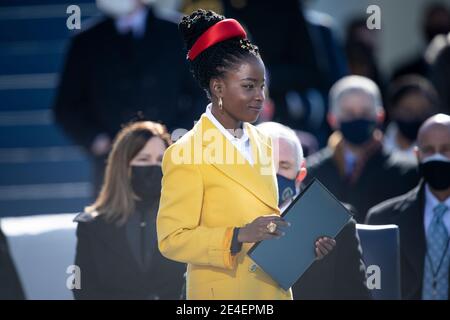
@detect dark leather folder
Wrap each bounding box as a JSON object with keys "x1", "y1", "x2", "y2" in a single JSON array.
[{"x1": 247, "y1": 179, "x2": 351, "y2": 290}]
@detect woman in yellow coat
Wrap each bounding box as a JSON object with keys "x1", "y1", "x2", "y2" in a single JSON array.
[{"x1": 157, "y1": 9, "x2": 335, "y2": 300}]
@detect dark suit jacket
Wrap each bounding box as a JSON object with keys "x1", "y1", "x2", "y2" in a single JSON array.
[
  {"x1": 306, "y1": 147, "x2": 419, "y2": 222},
  {"x1": 0, "y1": 224, "x2": 25, "y2": 300},
  {"x1": 292, "y1": 219, "x2": 371, "y2": 300},
  {"x1": 366, "y1": 181, "x2": 450, "y2": 300},
  {"x1": 73, "y1": 211, "x2": 185, "y2": 300},
  {"x1": 54, "y1": 7, "x2": 205, "y2": 151}
]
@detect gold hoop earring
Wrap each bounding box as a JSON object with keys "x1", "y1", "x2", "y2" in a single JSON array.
[{"x1": 218, "y1": 97, "x2": 223, "y2": 110}]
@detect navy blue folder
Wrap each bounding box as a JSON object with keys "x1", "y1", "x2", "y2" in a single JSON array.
[{"x1": 247, "y1": 179, "x2": 351, "y2": 290}]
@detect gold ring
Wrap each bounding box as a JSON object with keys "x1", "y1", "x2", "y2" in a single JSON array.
[{"x1": 267, "y1": 221, "x2": 277, "y2": 233}]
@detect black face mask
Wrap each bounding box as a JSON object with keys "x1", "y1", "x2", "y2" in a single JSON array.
[
  {"x1": 340, "y1": 119, "x2": 377, "y2": 145},
  {"x1": 395, "y1": 118, "x2": 424, "y2": 142},
  {"x1": 419, "y1": 155, "x2": 450, "y2": 191},
  {"x1": 130, "y1": 165, "x2": 163, "y2": 203}
]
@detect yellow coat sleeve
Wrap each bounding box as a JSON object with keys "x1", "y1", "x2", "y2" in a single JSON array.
[{"x1": 157, "y1": 146, "x2": 236, "y2": 270}]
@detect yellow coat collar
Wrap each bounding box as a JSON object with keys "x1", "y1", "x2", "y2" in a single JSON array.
[{"x1": 194, "y1": 114, "x2": 279, "y2": 213}]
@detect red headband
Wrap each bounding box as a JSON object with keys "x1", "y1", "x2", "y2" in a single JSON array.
[{"x1": 187, "y1": 19, "x2": 247, "y2": 61}]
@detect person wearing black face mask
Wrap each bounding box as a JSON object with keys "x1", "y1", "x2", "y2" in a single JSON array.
[
  {"x1": 367, "y1": 114, "x2": 450, "y2": 300},
  {"x1": 306, "y1": 76, "x2": 419, "y2": 222},
  {"x1": 73, "y1": 121, "x2": 185, "y2": 300},
  {"x1": 130, "y1": 165, "x2": 163, "y2": 207},
  {"x1": 257, "y1": 121, "x2": 370, "y2": 300},
  {"x1": 384, "y1": 75, "x2": 439, "y2": 161}
]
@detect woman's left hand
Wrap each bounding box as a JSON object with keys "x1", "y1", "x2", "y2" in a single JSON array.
[{"x1": 315, "y1": 237, "x2": 336, "y2": 260}]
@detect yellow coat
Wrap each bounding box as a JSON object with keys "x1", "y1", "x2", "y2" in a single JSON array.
[{"x1": 157, "y1": 114, "x2": 292, "y2": 300}]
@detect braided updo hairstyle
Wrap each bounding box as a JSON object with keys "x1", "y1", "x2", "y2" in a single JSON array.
[{"x1": 179, "y1": 9, "x2": 260, "y2": 98}]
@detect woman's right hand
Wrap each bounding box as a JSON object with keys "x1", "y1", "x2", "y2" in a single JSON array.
[{"x1": 237, "y1": 215, "x2": 290, "y2": 243}]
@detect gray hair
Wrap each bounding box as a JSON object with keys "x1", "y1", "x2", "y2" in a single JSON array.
[
  {"x1": 329, "y1": 75, "x2": 383, "y2": 117},
  {"x1": 256, "y1": 121, "x2": 304, "y2": 168}
]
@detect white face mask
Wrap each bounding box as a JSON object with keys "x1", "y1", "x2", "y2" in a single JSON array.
[
  {"x1": 421, "y1": 153, "x2": 450, "y2": 164},
  {"x1": 96, "y1": 0, "x2": 141, "y2": 17}
]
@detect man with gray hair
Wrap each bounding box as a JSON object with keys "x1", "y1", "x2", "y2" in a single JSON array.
[
  {"x1": 306, "y1": 75, "x2": 419, "y2": 222},
  {"x1": 257, "y1": 121, "x2": 306, "y2": 207},
  {"x1": 257, "y1": 121, "x2": 370, "y2": 299}
]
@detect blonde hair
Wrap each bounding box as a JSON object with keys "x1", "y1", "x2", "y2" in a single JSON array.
[{"x1": 85, "y1": 121, "x2": 171, "y2": 225}]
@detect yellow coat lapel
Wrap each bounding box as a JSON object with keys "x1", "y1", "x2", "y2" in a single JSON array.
[{"x1": 198, "y1": 115, "x2": 279, "y2": 213}]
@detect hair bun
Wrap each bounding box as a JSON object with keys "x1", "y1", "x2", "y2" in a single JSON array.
[{"x1": 179, "y1": 9, "x2": 225, "y2": 51}]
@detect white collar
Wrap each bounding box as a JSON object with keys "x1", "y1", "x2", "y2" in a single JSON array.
[{"x1": 205, "y1": 104, "x2": 250, "y2": 144}]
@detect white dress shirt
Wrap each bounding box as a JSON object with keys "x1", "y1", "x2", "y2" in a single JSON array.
[
  {"x1": 424, "y1": 184, "x2": 450, "y2": 236},
  {"x1": 115, "y1": 7, "x2": 148, "y2": 38},
  {"x1": 204, "y1": 104, "x2": 254, "y2": 165}
]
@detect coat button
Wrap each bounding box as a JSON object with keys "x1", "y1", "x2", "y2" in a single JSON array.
[{"x1": 249, "y1": 264, "x2": 258, "y2": 273}]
